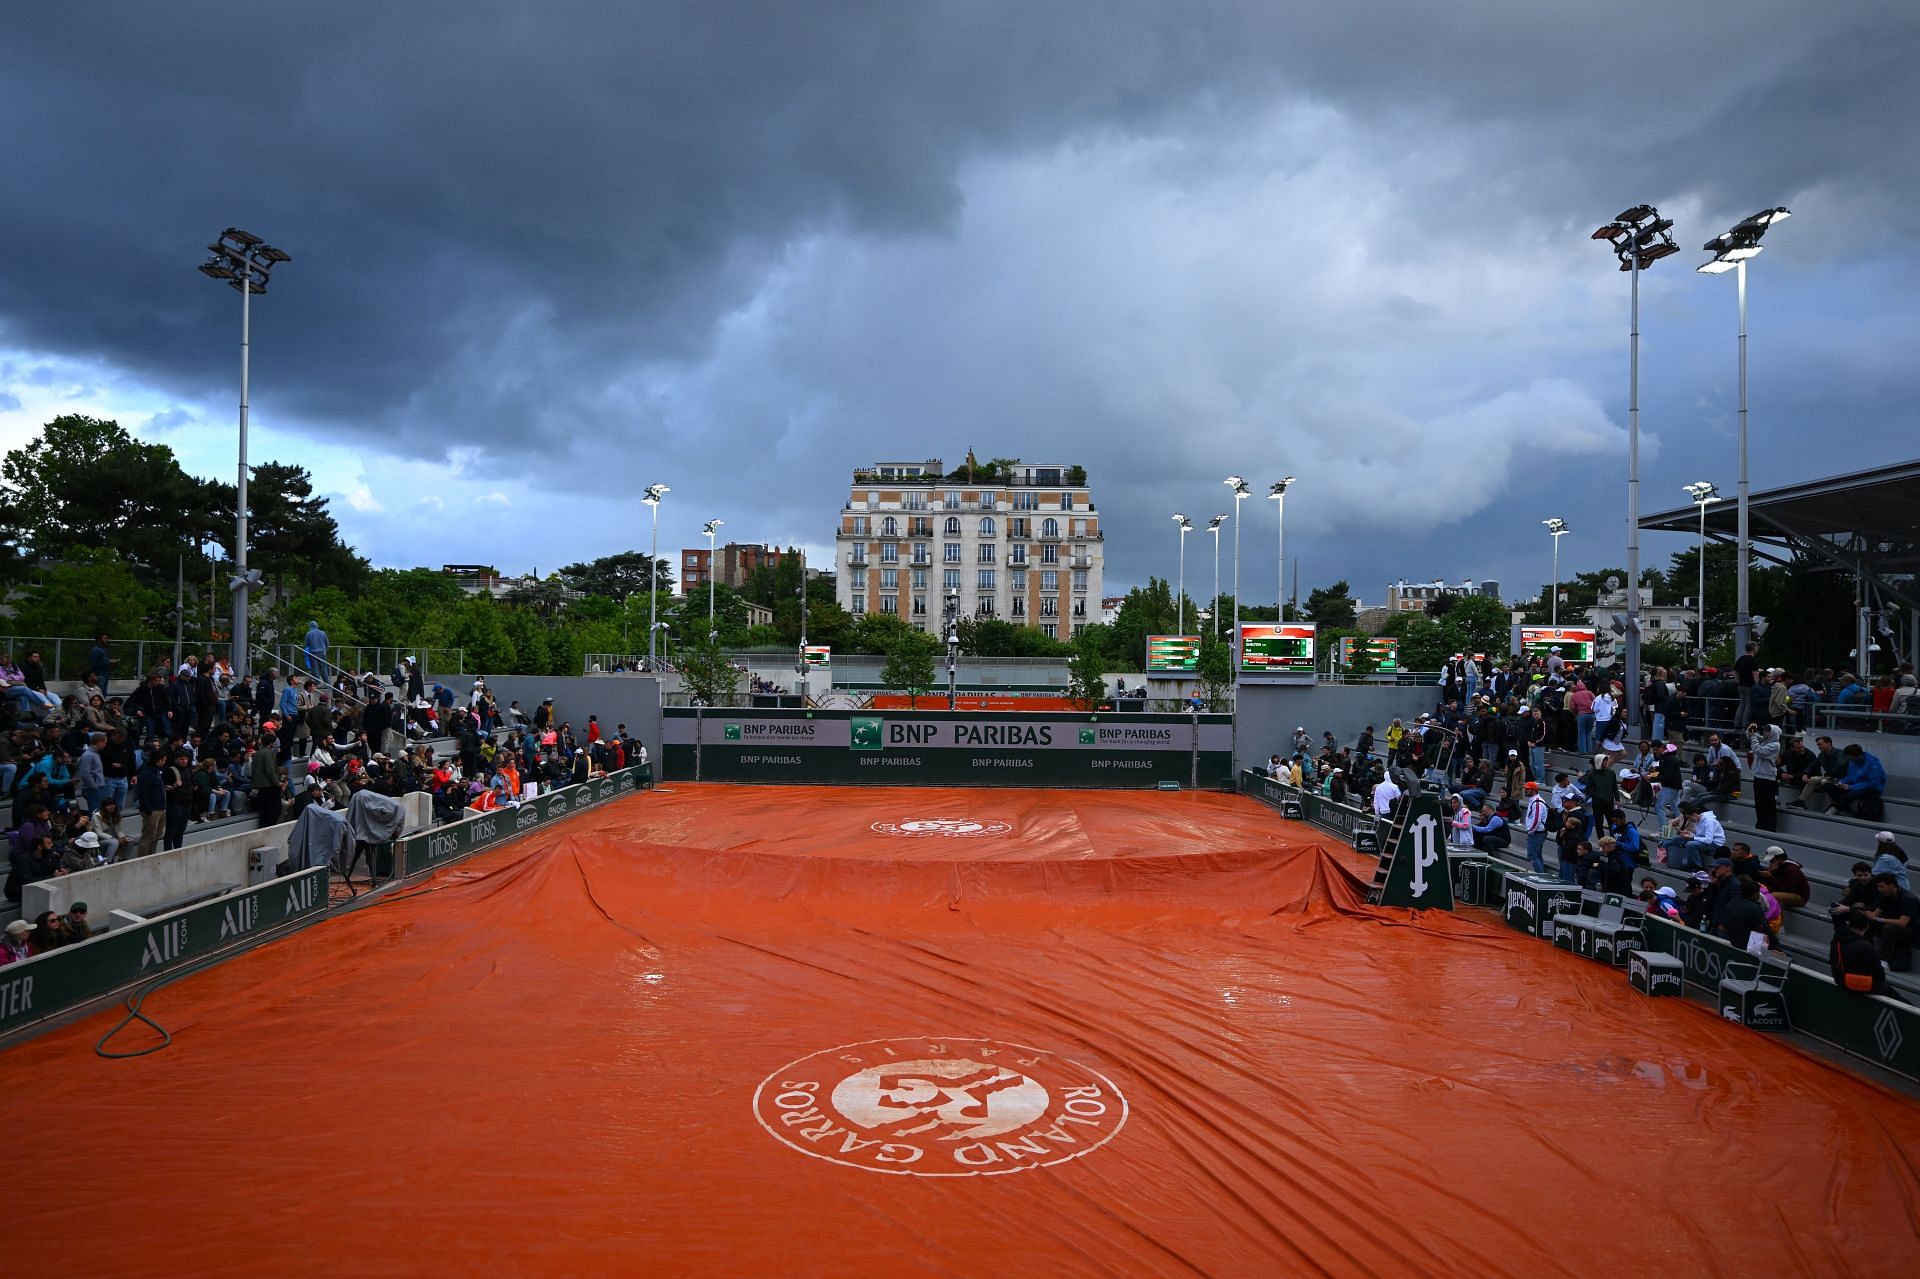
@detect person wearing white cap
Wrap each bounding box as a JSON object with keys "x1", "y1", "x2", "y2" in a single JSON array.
[
  {"x1": 1, "y1": 919, "x2": 32, "y2": 965},
  {"x1": 1871, "y1": 832, "x2": 1910, "y2": 892}
]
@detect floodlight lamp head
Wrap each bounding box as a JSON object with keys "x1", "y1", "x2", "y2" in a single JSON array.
[
  {"x1": 642, "y1": 483, "x2": 669, "y2": 505},
  {"x1": 1268, "y1": 477, "x2": 1294, "y2": 498},
  {"x1": 1225, "y1": 475, "x2": 1249, "y2": 496},
  {"x1": 1616, "y1": 205, "x2": 1655, "y2": 225}
]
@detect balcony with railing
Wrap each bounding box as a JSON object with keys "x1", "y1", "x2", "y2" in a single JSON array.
[{"x1": 846, "y1": 551, "x2": 868, "y2": 568}]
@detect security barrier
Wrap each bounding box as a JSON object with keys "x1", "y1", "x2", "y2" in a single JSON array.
[
  {"x1": 1239, "y1": 770, "x2": 1376, "y2": 849},
  {"x1": 397, "y1": 764, "x2": 652, "y2": 874},
  {"x1": 665, "y1": 709, "x2": 1233, "y2": 788},
  {"x1": 0, "y1": 867, "x2": 329, "y2": 1035},
  {"x1": 1640, "y1": 916, "x2": 1920, "y2": 1082}
]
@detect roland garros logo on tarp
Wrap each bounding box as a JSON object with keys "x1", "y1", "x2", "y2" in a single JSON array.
[
  {"x1": 753, "y1": 1036, "x2": 1127, "y2": 1176},
  {"x1": 869, "y1": 819, "x2": 1013, "y2": 838}
]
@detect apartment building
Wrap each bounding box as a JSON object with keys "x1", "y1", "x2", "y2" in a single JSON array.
[
  {"x1": 681, "y1": 542, "x2": 790, "y2": 594},
  {"x1": 1385, "y1": 578, "x2": 1503, "y2": 612},
  {"x1": 833, "y1": 458, "x2": 1104, "y2": 639}
]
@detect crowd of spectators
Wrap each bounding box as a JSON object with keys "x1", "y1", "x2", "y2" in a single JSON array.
[{"x1": 4, "y1": 646, "x2": 649, "y2": 910}]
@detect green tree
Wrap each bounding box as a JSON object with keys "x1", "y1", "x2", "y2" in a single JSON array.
[
  {"x1": 1195, "y1": 633, "x2": 1234, "y2": 711},
  {"x1": 1303, "y1": 580, "x2": 1357, "y2": 629},
  {"x1": 1381, "y1": 612, "x2": 1453, "y2": 670},
  {"x1": 1437, "y1": 594, "x2": 1511, "y2": 662},
  {"x1": 1065, "y1": 631, "x2": 1109, "y2": 710},
  {"x1": 446, "y1": 595, "x2": 518, "y2": 672},
  {"x1": 679, "y1": 637, "x2": 742, "y2": 706},
  {"x1": 849, "y1": 611, "x2": 916, "y2": 655},
  {"x1": 880, "y1": 630, "x2": 940, "y2": 707},
  {"x1": 248, "y1": 461, "x2": 367, "y2": 594},
  {"x1": 557, "y1": 550, "x2": 673, "y2": 600},
  {"x1": 1107, "y1": 577, "x2": 1181, "y2": 672},
  {"x1": 7, "y1": 548, "x2": 168, "y2": 655}
]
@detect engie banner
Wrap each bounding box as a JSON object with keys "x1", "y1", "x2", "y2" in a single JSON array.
[{"x1": 663, "y1": 709, "x2": 1234, "y2": 787}]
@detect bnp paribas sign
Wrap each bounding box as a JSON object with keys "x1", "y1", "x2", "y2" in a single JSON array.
[{"x1": 852, "y1": 718, "x2": 1190, "y2": 752}]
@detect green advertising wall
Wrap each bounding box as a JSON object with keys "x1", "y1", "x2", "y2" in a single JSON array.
[
  {"x1": 1640, "y1": 915, "x2": 1920, "y2": 1082},
  {"x1": 663, "y1": 709, "x2": 1234, "y2": 788},
  {"x1": 397, "y1": 763, "x2": 652, "y2": 874},
  {"x1": 0, "y1": 867, "x2": 329, "y2": 1036}
]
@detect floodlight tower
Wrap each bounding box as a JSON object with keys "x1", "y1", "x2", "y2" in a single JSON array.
[
  {"x1": 642, "y1": 483, "x2": 670, "y2": 670},
  {"x1": 702, "y1": 519, "x2": 724, "y2": 640},
  {"x1": 1205, "y1": 515, "x2": 1227, "y2": 637},
  {"x1": 1591, "y1": 204, "x2": 1679, "y2": 730},
  {"x1": 1267, "y1": 477, "x2": 1295, "y2": 619},
  {"x1": 1224, "y1": 476, "x2": 1250, "y2": 657},
  {"x1": 1172, "y1": 514, "x2": 1193, "y2": 633},
  {"x1": 1699, "y1": 207, "x2": 1791, "y2": 655},
  {"x1": 1683, "y1": 481, "x2": 1721, "y2": 660},
  {"x1": 1542, "y1": 518, "x2": 1570, "y2": 626},
  {"x1": 198, "y1": 227, "x2": 291, "y2": 680}
]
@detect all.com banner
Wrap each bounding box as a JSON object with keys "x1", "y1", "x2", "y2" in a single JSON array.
[
  {"x1": 0, "y1": 867, "x2": 329, "y2": 1036},
  {"x1": 399, "y1": 764, "x2": 653, "y2": 874},
  {"x1": 662, "y1": 709, "x2": 1234, "y2": 787}
]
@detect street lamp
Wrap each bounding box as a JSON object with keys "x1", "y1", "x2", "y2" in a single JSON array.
[
  {"x1": 1592, "y1": 204, "x2": 1679, "y2": 731},
  {"x1": 198, "y1": 227, "x2": 290, "y2": 680},
  {"x1": 1699, "y1": 206, "x2": 1790, "y2": 656},
  {"x1": 1267, "y1": 477, "x2": 1294, "y2": 620},
  {"x1": 1542, "y1": 518, "x2": 1570, "y2": 626},
  {"x1": 795, "y1": 548, "x2": 811, "y2": 701},
  {"x1": 1171, "y1": 514, "x2": 1193, "y2": 633},
  {"x1": 642, "y1": 483, "x2": 670, "y2": 670},
  {"x1": 702, "y1": 519, "x2": 723, "y2": 640},
  {"x1": 1205, "y1": 514, "x2": 1227, "y2": 637},
  {"x1": 944, "y1": 587, "x2": 961, "y2": 709},
  {"x1": 1683, "y1": 481, "x2": 1720, "y2": 661},
  {"x1": 1225, "y1": 476, "x2": 1250, "y2": 657}
]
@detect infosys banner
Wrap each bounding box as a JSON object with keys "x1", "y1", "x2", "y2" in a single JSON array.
[
  {"x1": 663, "y1": 709, "x2": 1235, "y2": 787},
  {"x1": 398, "y1": 763, "x2": 653, "y2": 875}
]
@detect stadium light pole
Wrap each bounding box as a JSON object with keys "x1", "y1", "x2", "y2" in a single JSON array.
[
  {"x1": 1267, "y1": 477, "x2": 1294, "y2": 620},
  {"x1": 642, "y1": 483, "x2": 670, "y2": 670},
  {"x1": 1172, "y1": 514, "x2": 1193, "y2": 633},
  {"x1": 1225, "y1": 476, "x2": 1250, "y2": 657},
  {"x1": 1700, "y1": 207, "x2": 1790, "y2": 656},
  {"x1": 1542, "y1": 518, "x2": 1569, "y2": 626},
  {"x1": 198, "y1": 228, "x2": 289, "y2": 680},
  {"x1": 1683, "y1": 481, "x2": 1720, "y2": 661},
  {"x1": 796, "y1": 547, "x2": 810, "y2": 701},
  {"x1": 702, "y1": 519, "x2": 723, "y2": 640},
  {"x1": 1206, "y1": 515, "x2": 1227, "y2": 637},
  {"x1": 1592, "y1": 204, "x2": 1679, "y2": 732}
]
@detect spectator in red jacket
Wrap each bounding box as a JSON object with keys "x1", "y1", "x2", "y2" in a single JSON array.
[{"x1": 1763, "y1": 848, "x2": 1812, "y2": 909}]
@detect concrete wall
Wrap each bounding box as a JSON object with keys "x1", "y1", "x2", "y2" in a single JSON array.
[
  {"x1": 27, "y1": 823, "x2": 290, "y2": 921},
  {"x1": 23, "y1": 792, "x2": 429, "y2": 924},
  {"x1": 433, "y1": 674, "x2": 663, "y2": 767},
  {"x1": 1233, "y1": 681, "x2": 1442, "y2": 773}
]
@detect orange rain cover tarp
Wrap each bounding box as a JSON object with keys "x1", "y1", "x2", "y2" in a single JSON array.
[{"x1": 6, "y1": 784, "x2": 1920, "y2": 1277}]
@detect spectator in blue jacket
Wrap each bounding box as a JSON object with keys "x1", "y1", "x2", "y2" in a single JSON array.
[
  {"x1": 1822, "y1": 744, "x2": 1886, "y2": 817},
  {"x1": 303, "y1": 620, "x2": 329, "y2": 673},
  {"x1": 1872, "y1": 832, "x2": 1911, "y2": 892}
]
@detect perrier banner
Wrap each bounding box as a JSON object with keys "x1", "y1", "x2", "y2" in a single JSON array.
[{"x1": 666, "y1": 709, "x2": 1235, "y2": 787}]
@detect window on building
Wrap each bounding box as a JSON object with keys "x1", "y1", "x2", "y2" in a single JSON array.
[
  {"x1": 1014, "y1": 492, "x2": 1037, "y2": 511},
  {"x1": 1011, "y1": 572, "x2": 1026, "y2": 592},
  {"x1": 977, "y1": 598, "x2": 997, "y2": 617},
  {"x1": 1042, "y1": 623, "x2": 1056, "y2": 638},
  {"x1": 944, "y1": 543, "x2": 961, "y2": 563},
  {"x1": 1071, "y1": 520, "x2": 1084, "y2": 537},
  {"x1": 978, "y1": 545, "x2": 995, "y2": 564},
  {"x1": 905, "y1": 493, "x2": 927, "y2": 511},
  {"x1": 1042, "y1": 518, "x2": 1059, "y2": 538},
  {"x1": 852, "y1": 594, "x2": 866, "y2": 615},
  {"x1": 912, "y1": 595, "x2": 927, "y2": 616},
  {"x1": 944, "y1": 569, "x2": 961, "y2": 591},
  {"x1": 1041, "y1": 544, "x2": 1058, "y2": 564},
  {"x1": 944, "y1": 492, "x2": 961, "y2": 510},
  {"x1": 1072, "y1": 623, "x2": 1084, "y2": 636},
  {"x1": 881, "y1": 569, "x2": 897, "y2": 589},
  {"x1": 881, "y1": 542, "x2": 898, "y2": 563},
  {"x1": 912, "y1": 543, "x2": 930, "y2": 565},
  {"x1": 851, "y1": 516, "x2": 867, "y2": 535},
  {"x1": 1011, "y1": 597, "x2": 1026, "y2": 617},
  {"x1": 979, "y1": 517, "x2": 995, "y2": 537},
  {"x1": 1071, "y1": 599, "x2": 1086, "y2": 617},
  {"x1": 945, "y1": 516, "x2": 961, "y2": 535},
  {"x1": 1009, "y1": 546, "x2": 1027, "y2": 565},
  {"x1": 1041, "y1": 570, "x2": 1058, "y2": 592},
  {"x1": 1072, "y1": 569, "x2": 1087, "y2": 592},
  {"x1": 881, "y1": 516, "x2": 897, "y2": 536},
  {"x1": 978, "y1": 569, "x2": 996, "y2": 591},
  {"x1": 912, "y1": 568, "x2": 927, "y2": 589},
  {"x1": 1060, "y1": 493, "x2": 1074, "y2": 510},
  {"x1": 881, "y1": 595, "x2": 897, "y2": 615},
  {"x1": 1041, "y1": 597, "x2": 1058, "y2": 616}
]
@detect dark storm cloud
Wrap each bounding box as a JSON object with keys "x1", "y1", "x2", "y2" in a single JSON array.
[{"x1": 2, "y1": 1, "x2": 1917, "y2": 590}]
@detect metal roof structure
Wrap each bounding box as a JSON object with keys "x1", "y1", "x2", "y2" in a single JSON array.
[{"x1": 1640, "y1": 458, "x2": 1920, "y2": 605}]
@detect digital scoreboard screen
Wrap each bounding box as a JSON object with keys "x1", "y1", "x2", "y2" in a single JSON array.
[
  {"x1": 1518, "y1": 627, "x2": 1595, "y2": 663},
  {"x1": 1145, "y1": 635, "x2": 1203, "y2": 673},
  {"x1": 802, "y1": 646, "x2": 832, "y2": 666},
  {"x1": 1239, "y1": 623, "x2": 1317, "y2": 674},
  {"x1": 1335, "y1": 636, "x2": 1400, "y2": 671}
]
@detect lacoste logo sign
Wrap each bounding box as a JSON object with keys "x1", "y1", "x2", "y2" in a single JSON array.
[
  {"x1": 753, "y1": 1037, "x2": 1127, "y2": 1176},
  {"x1": 869, "y1": 819, "x2": 1013, "y2": 838}
]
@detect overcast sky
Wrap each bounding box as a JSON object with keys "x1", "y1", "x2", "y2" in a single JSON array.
[{"x1": 3, "y1": 1, "x2": 1917, "y2": 607}]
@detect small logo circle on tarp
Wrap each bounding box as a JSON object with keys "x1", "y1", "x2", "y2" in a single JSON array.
[
  {"x1": 869, "y1": 819, "x2": 1012, "y2": 837},
  {"x1": 753, "y1": 1036, "x2": 1127, "y2": 1176}
]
